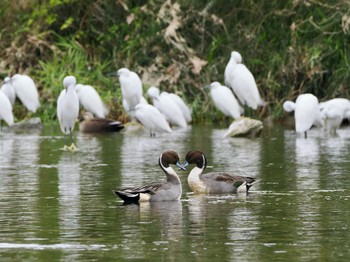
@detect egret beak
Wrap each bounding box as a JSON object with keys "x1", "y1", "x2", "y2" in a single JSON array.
[
  {"x1": 107, "y1": 71, "x2": 119, "y2": 77},
  {"x1": 176, "y1": 161, "x2": 187, "y2": 171}
]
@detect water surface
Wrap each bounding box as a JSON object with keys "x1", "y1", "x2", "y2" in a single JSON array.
[{"x1": 1, "y1": 124, "x2": 350, "y2": 261}]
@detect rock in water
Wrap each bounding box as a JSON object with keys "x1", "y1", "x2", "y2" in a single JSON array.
[{"x1": 224, "y1": 117, "x2": 263, "y2": 138}]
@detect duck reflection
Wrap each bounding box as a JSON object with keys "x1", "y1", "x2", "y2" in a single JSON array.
[
  {"x1": 116, "y1": 200, "x2": 183, "y2": 260},
  {"x1": 186, "y1": 194, "x2": 208, "y2": 237},
  {"x1": 143, "y1": 201, "x2": 183, "y2": 241},
  {"x1": 186, "y1": 194, "x2": 252, "y2": 259}
]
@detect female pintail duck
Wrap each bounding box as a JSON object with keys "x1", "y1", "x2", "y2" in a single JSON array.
[
  {"x1": 79, "y1": 112, "x2": 124, "y2": 133},
  {"x1": 114, "y1": 150, "x2": 185, "y2": 204},
  {"x1": 182, "y1": 150, "x2": 257, "y2": 194}
]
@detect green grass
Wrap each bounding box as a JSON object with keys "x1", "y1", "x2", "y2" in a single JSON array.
[{"x1": 1, "y1": 0, "x2": 350, "y2": 124}]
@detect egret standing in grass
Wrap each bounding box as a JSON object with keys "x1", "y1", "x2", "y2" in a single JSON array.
[
  {"x1": 57, "y1": 76, "x2": 80, "y2": 151},
  {"x1": 10, "y1": 74, "x2": 40, "y2": 113},
  {"x1": 75, "y1": 83, "x2": 109, "y2": 118},
  {"x1": 224, "y1": 51, "x2": 264, "y2": 111},
  {"x1": 283, "y1": 93, "x2": 321, "y2": 138},
  {"x1": 208, "y1": 81, "x2": 242, "y2": 125},
  {"x1": 134, "y1": 103, "x2": 172, "y2": 137},
  {"x1": 0, "y1": 90, "x2": 14, "y2": 128},
  {"x1": 116, "y1": 68, "x2": 143, "y2": 118},
  {"x1": 1, "y1": 77, "x2": 16, "y2": 106},
  {"x1": 147, "y1": 86, "x2": 187, "y2": 128}
]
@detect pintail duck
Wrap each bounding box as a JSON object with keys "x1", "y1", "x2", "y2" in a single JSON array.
[
  {"x1": 182, "y1": 150, "x2": 257, "y2": 194},
  {"x1": 114, "y1": 150, "x2": 185, "y2": 204},
  {"x1": 79, "y1": 112, "x2": 124, "y2": 133}
]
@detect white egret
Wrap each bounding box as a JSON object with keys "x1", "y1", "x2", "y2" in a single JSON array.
[
  {"x1": 0, "y1": 90, "x2": 14, "y2": 127},
  {"x1": 1, "y1": 77, "x2": 16, "y2": 106},
  {"x1": 224, "y1": 51, "x2": 264, "y2": 110},
  {"x1": 134, "y1": 103, "x2": 172, "y2": 136},
  {"x1": 319, "y1": 98, "x2": 350, "y2": 112},
  {"x1": 122, "y1": 96, "x2": 148, "y2": 114},
  {"x1": 163, "y1": 91, "x2": 192, "y2": 123},
  {"x1": 10, "y1": 74, "x2": 40, "y2": 113},
  {"x1": 75, "y1": 84, "x2": 109, "y2": 118},
  {"x1": 57, "y1": 76, "x2": 80, "y2": 151},
  {"x1": 319, "y1": 98, "x2": 350, "y2": 133},
  {"x1": 283, "y1": 93, "x2": 321, "y2": 138},
  {"x1": 208, "y1": 81, "x2": 242, "y2": 122},
  {"x1": 116, "y1": 68, "x2": 143, "y2": 117},
  {"x1": 147, "y1": 86, "x2": 187, "y2": 128}
]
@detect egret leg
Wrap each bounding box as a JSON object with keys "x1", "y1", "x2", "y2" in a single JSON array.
[
  {"x1": 62, "y1": 133, "x2": 70, "y2": 150},
  {"x1": 304, "y1": 131, "x2": 307, "y2": 139},
  {"x1": 69, "y1": 129, "x2": 78, "y2": 151},
  {"x1": 150, "y1": 130, "x2": 156, "y2": 137}
]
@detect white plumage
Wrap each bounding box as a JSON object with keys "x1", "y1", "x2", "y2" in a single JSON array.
[
  {"x1": 164, "y1": 91, "x2": 192, "y2": 123},
  {"x1": 57, "y1": 76, "x2": 80, "y2": 150},
  {"x1": 1, "y1": 77, "x2": 16, "y2": 106},
  {"x1": 10, "y1": 74, "x2": 40, "y2": 113},
  {"x1": 117, "y1": 68, "x2": 143, "y2": 114},
  {"x1": 0, "y1": 90, "x2": 14, "y2": 126},
  {"x1": 283, "y1": 93, "x2": 321, "y2": 137},
  {"x1": 135, "y1": 103, "x2": 172, "y2": 136},
  {"x1": 75, "y1": 84, "x2": 109, "y2": 118},
  {"x1": 319, "y1": 98, "x2": 350, "y2": 133},
  {"x1": 147, "y1": 86, "x2": 187, "y2": 128},
  {"x1": 224, "y1": 51, "x2": 264, "y2": 110},
  {"x1": 208, "y1": 81, "x2": 242, "y2": 120},
  {"x1": 122, "y1": 96, "x2": 148, "y2": 113}
]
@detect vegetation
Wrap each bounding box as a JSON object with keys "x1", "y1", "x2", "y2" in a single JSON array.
[{"x1": 1, "y1": 0, "x2": 349, "y2": 123}]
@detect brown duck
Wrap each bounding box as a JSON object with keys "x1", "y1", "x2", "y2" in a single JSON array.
[{"x1": 79, "y1": 112, "x2": 124, "y2": 133}]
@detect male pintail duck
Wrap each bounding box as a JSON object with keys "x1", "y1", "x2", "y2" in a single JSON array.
[
  {"x1": 182, "y1": 150, "x2": 257, "y2": 194},
  {"x1": 79, "y1": 112, "x2": 124, "y2": 133},
  {"x1": 114, "y1": 150, "x2": 185, "y2": 204}
]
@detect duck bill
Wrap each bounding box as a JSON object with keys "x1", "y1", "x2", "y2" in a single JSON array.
[
  {"x1": 176, "y1": 161, "x2": 187, "y2": 171},
  {"x1": 178, "y1": 161, "x2": 189, "y2": 171}
]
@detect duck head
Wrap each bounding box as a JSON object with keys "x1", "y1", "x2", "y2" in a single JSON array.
[
  {"x1": 159, "y1": 150, "x2": 186, "y2": 171},
  {"x1": 181, "y1": 150, "x2": 207, "y2": 170}
]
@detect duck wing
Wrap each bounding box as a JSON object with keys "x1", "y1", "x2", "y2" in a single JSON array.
[
  {"x1": 114, "y1": 181, "x2": 170, "y2": 203},
  {"x1": 201, "y1": 172, "x2": 257, "y2": 190},
  {"x1": 91, "y1": 118, "x2": 124, "y2": 132}
]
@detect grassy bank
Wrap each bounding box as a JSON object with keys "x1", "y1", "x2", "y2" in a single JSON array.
[{"x1": 1, "y1": 0, "x2": 349, "y2": 124}]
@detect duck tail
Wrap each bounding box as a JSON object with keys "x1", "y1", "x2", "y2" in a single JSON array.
[
  {"x1": 107, "y1": 122, "x2": 124, "y2": 132},
  {"x1": 245, "y1": 177, "x2": 258, "y2": 192},
  {"x1": 113, "y1": 190, "x2": 140, "y2": 204}
]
